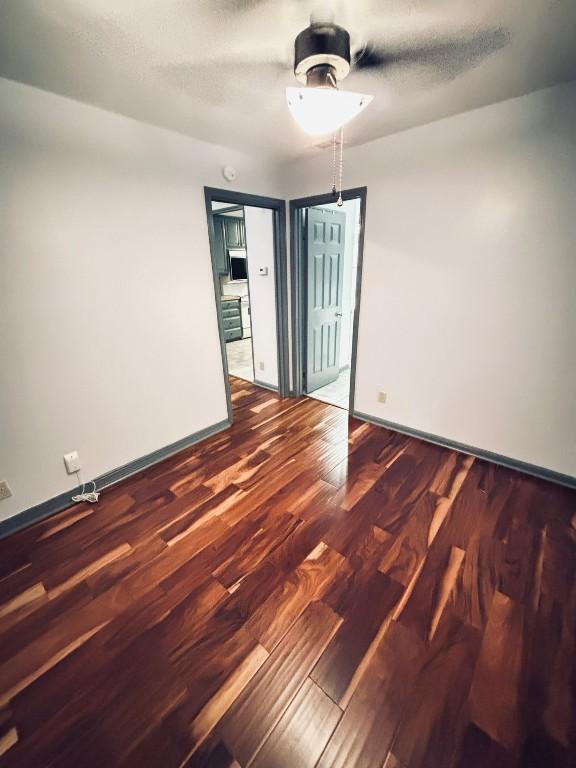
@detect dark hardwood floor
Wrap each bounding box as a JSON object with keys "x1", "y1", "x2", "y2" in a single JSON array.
[{"x1": 0, "y1": 377, "x2": 574, "y2": 767}]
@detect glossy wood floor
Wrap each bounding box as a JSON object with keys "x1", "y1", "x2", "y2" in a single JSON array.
[{"x1": 0, "y1": 378, "x2": 575, "y2": 767}]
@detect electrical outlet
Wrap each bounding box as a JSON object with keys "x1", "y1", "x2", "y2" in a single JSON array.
[
  {"x1": 378, "y1": 391, "x2": 387, "y2": 404},
  {"x1": 63, "y1": 451, "x2": 81, "y2": 474},
  {"x1": 0, "y1": 480, "x2": 12, "y2": 501},
  {"x1": 259, "y1": 362, "x2": 265, "y2": 371}
]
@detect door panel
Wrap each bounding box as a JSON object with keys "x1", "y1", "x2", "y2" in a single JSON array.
[{"x1": 305, "y1": 207, "x2": 346, "y2": 393}]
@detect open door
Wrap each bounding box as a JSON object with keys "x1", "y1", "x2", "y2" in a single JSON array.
[{"x1": 305, "y1": 206, "x2": 346, "y2": 393}]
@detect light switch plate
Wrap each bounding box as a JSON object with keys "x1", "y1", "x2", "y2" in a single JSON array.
[{"x1": 378, "y1": 391, "x2": 387, "y2": 403}]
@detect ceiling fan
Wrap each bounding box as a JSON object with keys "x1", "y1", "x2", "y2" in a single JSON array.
[
  {"x1": 167, "y1": 3, "x2": 509, "y2": 137},
  {"x1": 287, "y1": 15, "x2": 372, "y2": 136},
  {"x1": 285, "y1": 9, "x2": 509, "y2": 136}
]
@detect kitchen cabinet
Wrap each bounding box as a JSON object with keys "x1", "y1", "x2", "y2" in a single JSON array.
[
  {"x1": 220, "y1": 296, "x2": 243, "y2": 342},
  {"x1": 224, "y1": 216, "x2": 246, "y2": 249},
  {"x1": 213, "y1": 215, "x2": 229, "y2": 275},
  {"x1": 212, "y1": 214, "x2": 247, "y2": 275}
]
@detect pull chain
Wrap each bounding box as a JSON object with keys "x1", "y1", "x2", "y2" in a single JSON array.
[
  {"x1": 329, "y1": 127, "x2": 344, "y2": 204},
  {"x1": 331, "y1": 131, "x2": 337, "y2": 198},
  {"x1": 337, "y1": 126, "x2": 344, "y2": 206}
]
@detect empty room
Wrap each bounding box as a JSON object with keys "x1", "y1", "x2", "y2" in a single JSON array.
[{"x1": 0, "y1": 2, "x2": 575, "y2": 767}]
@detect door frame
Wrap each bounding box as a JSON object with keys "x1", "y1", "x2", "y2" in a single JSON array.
[
  {"x1": 289, "y1": 186, "x2": 367, "y2": 412},
  {"x1": 204, "y1": 187, "x2": 290, "y2": 422}
]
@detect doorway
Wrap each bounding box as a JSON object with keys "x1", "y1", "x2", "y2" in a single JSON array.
[
  {"x1": 204, "y1": 188, "x2": 289, "y2": 423},
  {"x1": 210, "y1": 203, "x2": 255, "y2": 382},
  {"x1": 290, "y1": 188, "x2": 367, "y2": 411}
]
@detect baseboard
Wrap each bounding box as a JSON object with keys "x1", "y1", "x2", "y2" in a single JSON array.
[
  {"x1": 253, "y1": 379, "x2": 279, "y2": 393},
  {"x1": 0, "y1": 418, "x2": 231, "y2": 540},
  {"x1": 352, "y1": 410, "x2": 576, "y2": 490}
]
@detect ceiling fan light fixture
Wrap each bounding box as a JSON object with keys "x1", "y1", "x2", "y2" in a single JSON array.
[
  {"x1": 286, "y1": 86, "x2": 373, "y2": 136},
  {"x1": 289, "y1": 19, "x2": 373, "y2": 137}
]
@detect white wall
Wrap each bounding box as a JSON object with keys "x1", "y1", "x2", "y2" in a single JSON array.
[
  {"x1": 0, "y1": 78, "x2": 279, "y2": 521},
  {"x1": 244, "y1": 206, "x2": 278, "y2": 389},
  {"x1": 281, "y1": 82, "x2": 576, "y2": 478}
]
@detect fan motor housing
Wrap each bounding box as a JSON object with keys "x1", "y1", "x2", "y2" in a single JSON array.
[{"x1": 294, "y1": 23, "x2": 351, "y2": 84}]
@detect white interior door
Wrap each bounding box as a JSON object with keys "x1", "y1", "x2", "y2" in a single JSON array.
[{"x1": 305, "y1": 206, "x2": 346, "y2": 393}]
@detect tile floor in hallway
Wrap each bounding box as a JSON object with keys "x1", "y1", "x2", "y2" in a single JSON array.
[
  {"x1": 307, "y1": 368, "x2": 351, "y2": 410},
  {"x1": 226, "y1": 337, "x2": 254, "y2": 382}
]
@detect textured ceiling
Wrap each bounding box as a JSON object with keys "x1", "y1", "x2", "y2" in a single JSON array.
[{"x1": 1, "y1": 1, "x2": 575, "y2": 159}]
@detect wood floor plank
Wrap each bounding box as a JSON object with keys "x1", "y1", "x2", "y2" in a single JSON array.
[
  {"x1": 251, "y1": 678, "x2": 341, "y2": 768},
  {"x1": 186, "y1": 731, "x2": 239, "y2": 768},
  {"x1": 217, "y1": 601, "x2": 341, "y2": 766},
  {"x1": 390, "y1": 612, "x2": 482, "y2": 768},
  {"x1": 119, "y1": 696, "x2": 202, "y2": 768},
  {"x1": 469, "y1": 590, "x2": 525, "y2": 749},
  {"x1": 159, "y1": 487, "x2": 235, "y2": 545},
  {"x1": 7, "y1": 591, "x2": 183, "y2": 754},
  {"x1": 0, "y1": 582, "x2": 46, "y2": 620},
  {"x1": 48, "y1": 543, "x2": 132, "y2": 598},
  {"x1": 245, "y1": 542, "x2": 347, "y2": 652},
  {"x1": 499, "y1": 521, "x2": 538, "y2": 605},
  {"x1": 0, "y1": 583, "x2": 94, "y2": 665},
  {"x1": 317, "y1": 620, "x2": 423, "y2": 768},
  {"x1": 213, "y1": 512, "x2": 302, "y2": 590},
  {"x1": 311, "y1": 571, "x2": 403, "y2": 704},
  {"x1": 452, "y1": 535, "x2": 502, "y2": 630},
  {"x1": 323, "y1": 524, "x2": 392, "y2": 618},
  {"x1": 0, "y1": 579, "x2": 142, "y2": 708},
  {"x1": 191, "y1": 643, "x2": 269, "y2": 751},
  {"x1": 371, "y1": 445, "x2": 450, "y2": 531},
  {"x1": 382, "y1": 755, "x2": 407, "y2": 768},
  {"x1": 518, "y1": 575, "x2": 575, "y2": 759},
  {"x1": 214, "y1": 510, "x2": 347, "y2": 627},
  {"x1": 397, "y1": 539, "x2": 464, "y2": 641},
  {"x1": 455, "y1": 723, "x2": 519, "y2": 768},
  {"x1": 0, "y1": 727, "x2": 18, "y2": 758},
  {"x1": 378, "y1": 491, "x2": 438, "y2": 588},
  {"x1": 541, "y1": 578, "x2": 576, "y2": 748}
]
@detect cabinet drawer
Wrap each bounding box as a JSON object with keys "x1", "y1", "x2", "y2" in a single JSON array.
[
  {"x1": 222, "y1": 316, "x2": 242, "y2": 331},
  {"x1": 224, "y1": 327, "x2": 243, "y2": 342},
  {"x1": 222, "y1": 305, "x2": 241, "y2": 319}
]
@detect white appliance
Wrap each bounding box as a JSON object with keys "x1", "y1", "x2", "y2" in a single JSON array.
[{"x1": 240, "y1": 296, "x2": 251, "y2": 336}]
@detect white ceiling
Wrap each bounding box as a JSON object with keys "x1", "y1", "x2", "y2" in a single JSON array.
[{"x1": 1, "y1": 1, "x2": 575, "y2": 160}]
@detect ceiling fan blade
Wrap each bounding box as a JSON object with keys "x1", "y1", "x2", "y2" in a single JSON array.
[
  {"x1": 353, "y1": 46, "x2": 391, "y2": 71},
  {"x1": 354, "y1": 27, "x2": 510, "y2": 78}
]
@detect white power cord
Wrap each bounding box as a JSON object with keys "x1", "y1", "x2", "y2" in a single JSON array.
[{"x1": 72, "y1": 470, "x2": 101, "y2": 504}]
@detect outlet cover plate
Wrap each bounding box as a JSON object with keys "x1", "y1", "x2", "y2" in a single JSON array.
[
  {"x1": 0, "y1": 480, "x2": 12, "y2": 501},
  {"x1": 63, "y1": 451, "x2": 81, "y2": 474}
]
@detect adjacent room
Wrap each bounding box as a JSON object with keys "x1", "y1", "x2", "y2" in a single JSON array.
[
  {"x1": 211, "y1": 203, "x2": 255, "y2": 381},
  {"x1": 208, "y1": 194, "x2": 282, "y2": 392},
  {"x1": 1, "y1": 2, "x2": 575, "y2": 767}
]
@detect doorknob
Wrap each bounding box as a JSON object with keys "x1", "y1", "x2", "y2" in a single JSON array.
[{"x1": 335, "y1": 312, "x2": 342, "y2": 317}]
